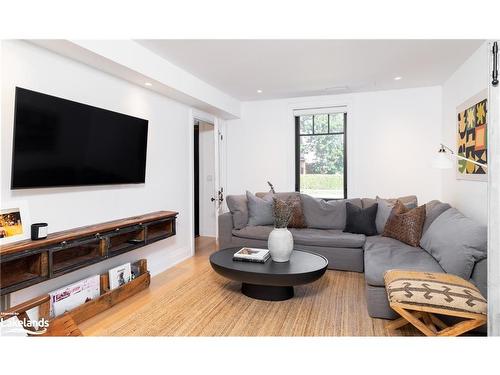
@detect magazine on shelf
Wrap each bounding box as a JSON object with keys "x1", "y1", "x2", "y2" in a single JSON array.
[
  {"x1": 131, "y1": 263, "x2": 141, "y2": 280},
  {"x1": 49, "y1": 275, "x2": 100, "y2": 318},
  {"x1": 233, "y1": 247, "x2": 270, "y2": 263},
  {"x1": 108, "y1": 262, "x2": 132, "y2": 290}
]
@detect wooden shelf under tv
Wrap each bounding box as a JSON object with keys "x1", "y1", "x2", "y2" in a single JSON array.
[{"x1": 0, "y1": 211, "x2": 177, "y2": 296}]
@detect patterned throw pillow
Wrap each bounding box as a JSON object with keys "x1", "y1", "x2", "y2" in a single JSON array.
[
  {"x1": 287, "y1": 195, "x2": 307, "y2": 228},
  {"x1": 272, "y1": 196, "x2": 306, "y2": 228},
  {"x1": 375, "y1": 196, "x2": 417, "y2": 234},
  {"x1": 382, "y1": 201, "x2": 426, "y2": 247}
]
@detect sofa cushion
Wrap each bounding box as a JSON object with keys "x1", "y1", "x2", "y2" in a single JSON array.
[
  {"x1": 364, "y1": 236, "x2": 444, "y2": 287},
  {"x1": 246, "y1": 191, "x2": 274, "y2": 226},
  {"x1": 256, "y1": 191, "x2": 297, "y2": 200},
  {"x1": 232, "y1": 226, "x2": 366, "y2": 248},
  {"x1": 375, "y1": 197, "x2": 417, "y2": 234},
  {"x1": 232, "y1": 225, "x2": 274, "y2": 241},
  {"x1": 344, "y1": 202, "x2": 378, "y2": 236},
  {"x1": 287, "y1": 194, "x2": 307, "y2": 228},
  {"x1": 255, "y1": 192, "x2": 306, "y2": 228},
  {"x1": 272, "y1": 194, "x2": 306, "y2": 228},
  {"x1": 226, "y1": 194, "x2": 248, "y2": 229},
  {"x1": 422, "y1": 200, "x2": 451, "y2": 235},
  {"x1": 301, "y1": 194, "x2": 362, "y2": 230},
  {"x1": 291, "y1": 228, "x2": 366, "y2": 248},
  {"x1": 419, "y1": 208, "x2": 487, "y2": 280},
  {"x1": 362, "y1": 195, "x2": 417, "y2": 209},
  {"x1": 382, "y1": 202, "x2": 426, "y2": 247}
]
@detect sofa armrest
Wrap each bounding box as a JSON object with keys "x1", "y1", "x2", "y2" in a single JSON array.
[
  {"x1": 470, "y1": 258, "x2": 487, "y2": 298},
  {"x1": 218, "y1": 212, "x2": 234, "y2": 250}
]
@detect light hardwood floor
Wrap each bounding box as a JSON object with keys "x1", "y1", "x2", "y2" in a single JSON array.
[{"x1": 79, "y1": 237, "x2": 420, "y2": 336}]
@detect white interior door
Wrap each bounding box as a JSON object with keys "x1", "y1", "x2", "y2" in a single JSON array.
[
  {"x1": 213, "y1": 118, "x2": 226, "y2": 240},
  {"x1": 488, "y1": 40, "x2": 500, "y2": 336},
  {"x1": 198, "y1": 120, "x2": 216, "y2": 237}
]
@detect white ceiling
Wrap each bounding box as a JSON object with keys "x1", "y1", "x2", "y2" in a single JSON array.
[{"x1": 137, "y1": 39, "x2": 484, "y2": 101}]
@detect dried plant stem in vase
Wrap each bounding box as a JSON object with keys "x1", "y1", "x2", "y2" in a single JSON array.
[{"x1": 268, "y1": 198, "x2": 294, "y2": 262}]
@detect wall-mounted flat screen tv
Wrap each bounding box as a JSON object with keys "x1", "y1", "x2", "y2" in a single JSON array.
[{"x1": 11, "y1": 87, "x2": 148, "y2": 189}]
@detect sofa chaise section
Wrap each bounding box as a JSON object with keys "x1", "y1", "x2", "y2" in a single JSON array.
[{"x1": 363, "y1": 235, "x2": 446, "y2": 319}]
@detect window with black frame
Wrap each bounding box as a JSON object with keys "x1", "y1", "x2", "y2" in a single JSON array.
[{"x1": 295, "y1": 111, "x2": 347, "y2": 199}]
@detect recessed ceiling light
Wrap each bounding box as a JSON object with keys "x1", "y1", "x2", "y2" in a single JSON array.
[
  {"x1": 394, "y1": 76, "x2": 402, "y2": 81},
  {"x1": 257, "y1": 89, "x2": 263, "y2": 93},
  {"x1": 145, "y1": 82, "x2": 153, "y2": 87}
]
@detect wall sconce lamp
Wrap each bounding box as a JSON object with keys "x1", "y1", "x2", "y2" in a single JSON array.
[{"x1": 432, "y1": 143, "x2": 487, "y2": 169}]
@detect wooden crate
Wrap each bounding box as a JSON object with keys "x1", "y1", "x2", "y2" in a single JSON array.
[{"x1": 0, "y1": 259, "x2": 150, "y2": 336}]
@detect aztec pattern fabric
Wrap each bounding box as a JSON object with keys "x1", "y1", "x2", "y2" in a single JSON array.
[
  {"x1": 382, "y1": 201, "x2": 426, "y2": 247},
  {"x1": 384, "y1": 270, "x2": 487, "y2": 315}
]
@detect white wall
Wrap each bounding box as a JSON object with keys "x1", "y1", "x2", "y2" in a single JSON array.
[
  {"x1": 31, "y1": 40, "x2": 241, "y2": 120},
  {"x1": 198, "y1": 121, "x2": 216, "y2": 236},
  {"x1": 226, "y1": 86, "x2": 443, "y2": 204},
  {"x1": 441, "y1": 42, "x2": 489, "y2": 224},
  {"x1": 1, "y1": 40, "x2": 193, "y2": 305}
]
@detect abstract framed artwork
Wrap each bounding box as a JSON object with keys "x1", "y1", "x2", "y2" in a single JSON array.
[
  {"x1": 456, "y1": 89, "x2": 488, "y2": 181},
  {"x1": 0, "y1": 200, "x2": 31, "y2": 245}
]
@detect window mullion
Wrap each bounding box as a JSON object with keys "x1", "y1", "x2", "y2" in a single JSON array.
[{"x1": 296, "y1": 113, "x2": 347, "y2": 200}]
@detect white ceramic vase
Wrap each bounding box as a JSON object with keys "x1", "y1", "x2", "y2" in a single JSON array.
[{"x1": 268, "y1": 227, "x2": 294, "y2": 262}]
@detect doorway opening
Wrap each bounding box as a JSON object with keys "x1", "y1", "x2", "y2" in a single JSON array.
[{"x1": 193, "y1": 120, "x2": 217, "y2": 251}]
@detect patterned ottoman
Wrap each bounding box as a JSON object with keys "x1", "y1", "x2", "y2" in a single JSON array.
[{"x1": 384, "y1": 270, "x2": 487, "y2": 336}]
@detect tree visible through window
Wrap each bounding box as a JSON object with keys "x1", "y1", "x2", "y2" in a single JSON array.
[{"x1": 295, "y1": 112, "x2": 347, "y2": 199}]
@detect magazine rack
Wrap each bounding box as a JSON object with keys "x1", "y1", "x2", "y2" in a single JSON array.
[{"x1": 0, "y1": 259, "x2": 150, "y2": 336}]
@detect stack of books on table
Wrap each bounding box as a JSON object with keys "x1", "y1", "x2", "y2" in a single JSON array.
[{"x1": 233, "y1": 248, "x2": 270, "y2": 263}]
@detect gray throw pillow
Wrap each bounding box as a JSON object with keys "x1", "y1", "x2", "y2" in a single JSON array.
[
  {"x1": 246, "y1": 191, "x2": 274, "y2": 226},
  {"x1": 422, "y1": 200, "x2": 451, "y2": 235},
  {"x1": 375, "y1": 199, "x2": 394, "y2": 234},
  {"x1": 420, "y1": 208, "x2": 487, "y2": 279},
  {"x1": 226, "y1": 194, "x2": 248, "y2": 229},
  {"x1": 301, "y1": 194, "x2": 361, "y2": 229},
  {"x1": 375, "y1": 197, "x2": 418, "y2": 234},
  {"x1": 362, "y1": 195, "x2": 417, "y2": 209}
]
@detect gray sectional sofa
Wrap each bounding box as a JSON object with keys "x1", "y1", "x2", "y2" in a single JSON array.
[{"x1": 218, "y1": 192, "x2": 488, "y2": 323}]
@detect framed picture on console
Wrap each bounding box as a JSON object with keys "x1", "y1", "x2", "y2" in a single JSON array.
[{"x1": 0, "y1": 200, "x2": 31, "y2": 245}]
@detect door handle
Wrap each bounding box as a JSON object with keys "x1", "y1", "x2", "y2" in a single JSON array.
[{"x1": 210, "y1": 191, "x2": 224, "y2": 203}]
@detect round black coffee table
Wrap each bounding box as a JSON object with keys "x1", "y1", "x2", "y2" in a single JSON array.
[{"x1": 209, "y1": 248, "x2": 328, "y2": 301}]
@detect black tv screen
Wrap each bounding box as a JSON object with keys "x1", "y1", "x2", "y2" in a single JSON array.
[{"x1": 11, "y1": 87, "x2": 148, "y2": 189}]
